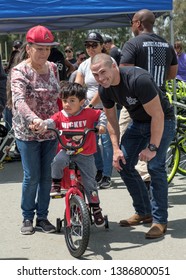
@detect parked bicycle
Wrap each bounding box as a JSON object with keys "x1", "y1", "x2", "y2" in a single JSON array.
[
  {"x1": 0, "y1": 124, "x2": 16, "y2": 169},
  {"x1": 48, "y1": 127, "x2": 109, "y2": 258},
  {"x1": 165, "y1": 81, "x2": 186, "y2": 184},
  {"x1": 166, "y1": 115, "x2": 186, "y2": 184}
]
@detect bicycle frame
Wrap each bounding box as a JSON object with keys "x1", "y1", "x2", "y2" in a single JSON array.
[
  {"x1": 0, "y1": 128, "x2": 15, "y2": 163},
  {"x1": 48, "y1": 127, "x2": 97, "y2": 227},
  {"x1": 166, "y1": 115, "x2": 186, "y2": 183},
  {"x1": 65, "y1": 180, "x2": 84, "y2": 227}
]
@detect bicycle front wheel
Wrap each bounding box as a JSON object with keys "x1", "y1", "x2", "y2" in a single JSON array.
[
  {"x1": 166, "y1": 142, "x2": 180, "y2": 184},
  {"x1": 64, "y1": 195, "x2": 90, "y2": 258},
  {"x1": 177, "y1": 137, "x2": 186, "y2": 176}
]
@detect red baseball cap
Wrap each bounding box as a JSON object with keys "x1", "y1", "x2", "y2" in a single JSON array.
[{"x1": 26, "y1": 25, "x2": 59, "y2": 46}]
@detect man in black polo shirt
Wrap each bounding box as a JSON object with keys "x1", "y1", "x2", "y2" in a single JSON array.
[{"x1": 90, "y1": 53, "x2": 176, "y2": 239}]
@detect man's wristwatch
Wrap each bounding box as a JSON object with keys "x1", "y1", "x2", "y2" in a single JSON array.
[
  {"x1": 88, "y1": 103, "x2": 93, "y2": 108},
  {"x1": 148, "y1": 144, "x2": 158, "y2": 152}
]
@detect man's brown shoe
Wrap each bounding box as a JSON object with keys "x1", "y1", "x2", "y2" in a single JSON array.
[
  {"x1": 145, "y1": 224, "x2": 167, "y2": 239},
  {"x1": 119, "y1": 214, "x2": 152, "y2": 227}
]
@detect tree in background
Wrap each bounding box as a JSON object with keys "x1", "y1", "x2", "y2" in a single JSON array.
[
  {"x1": 155, "y1": 0, "x2": 186, "y2": 48},
  {"x1": 173, "y1": 0, "x2": 186, "y2": 41}
]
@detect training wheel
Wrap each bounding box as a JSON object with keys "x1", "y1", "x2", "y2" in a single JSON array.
[
  {"x1": 56, "y1": 218, "x2": 62, "y2": 232},
  {"x1": 104, "y1": 215, "x2": 109, "y2": 229}
]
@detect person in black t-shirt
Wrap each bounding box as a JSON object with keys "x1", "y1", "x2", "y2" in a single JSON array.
[
  {"x1": 120, "y1": 9, "x2": 177, "y2": 92},
  {"x1": 48, "y1": 47, "x2": 67, "y2": 81},
  {"x1": 104, "y1": 36, "x2": 121, "y2": 66},
  {"x1": 119, "y1": 9, "x2": 178, "y2": 188},
  {"x1": 48, "y1": 47, "x2": 75, "y2": 81},
  {"x1": 90, "y1": 53, "x2": 176, "y2": 239}
]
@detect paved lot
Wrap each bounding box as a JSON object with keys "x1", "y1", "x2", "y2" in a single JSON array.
[{"x1": 0, "y1": 160, "x2": 186, "y2": 260}]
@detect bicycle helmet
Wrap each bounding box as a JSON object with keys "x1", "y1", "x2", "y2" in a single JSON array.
[{"x1": 0, "y1": 124, "x2": 8, "y2": 138}]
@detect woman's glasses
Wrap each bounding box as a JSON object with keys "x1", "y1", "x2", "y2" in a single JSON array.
[
  {"x1": 84, "y1": 42, "x2": 99, "y2": 49},
  {"x1": 65, "y1": 49, "x2": 72, "y2": 53}
]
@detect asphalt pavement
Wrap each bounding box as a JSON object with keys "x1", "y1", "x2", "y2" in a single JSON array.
[{"x1": 0, "y1": 160, "x2": 186, "y2": 260}]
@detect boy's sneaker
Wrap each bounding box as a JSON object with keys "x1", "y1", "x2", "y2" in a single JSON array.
[
  {"x1": 50, "y1": 186, "x2": 62, "y2": 197},
  {"x1": 99, "y1": 176, "x2": 112, "y2": 189},
  {"x1": 20, "y1": 220, "x2": 35, "y2": 235},
  {"x1": 95, "y1": 170, "x2": 103, "y2": 183},
  {"x1": 93, "y1": 207, "x2": 105, "y2": 228},
  {"x1": 35, "y1": 219, "x2": 56, "y2": 233}
]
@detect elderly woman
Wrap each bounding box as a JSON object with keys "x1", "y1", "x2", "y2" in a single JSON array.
[{"x1": 11, "y1": 25, "x2": 60, "y2": 235}]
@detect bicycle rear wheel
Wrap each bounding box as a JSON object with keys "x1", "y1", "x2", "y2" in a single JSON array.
[
  {"x1": 177, "y1": 137, "x2": 186, "y2": 176},
  {"x1": 64, "y1": 195, "x2": 90, "y2": 258},
  {"x1": 166, "y1": 142, "x2": 180, "y2": 184}
]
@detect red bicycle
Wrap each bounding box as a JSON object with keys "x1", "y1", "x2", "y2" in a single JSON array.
[{"x1": 48, "y1": 127, "x2": 109, "y2": 258}]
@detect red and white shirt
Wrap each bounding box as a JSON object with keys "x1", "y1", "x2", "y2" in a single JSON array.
[{"x1": 48, "y1": 108, "x2": 107, "y2": 155}]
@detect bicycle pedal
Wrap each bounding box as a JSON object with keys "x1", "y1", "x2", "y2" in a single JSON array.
[
  {"x1": 0, "y1": 163, "x2": 4, "y2": 170},
  {"x1": 4, "y1": 155, "x2": 13, "y2": 161},
  {"x1": 51, "y1": 194, "x2": 64, "y2": 199},
  {"x1": 51, "y1": 190, "x2": 67, "y2": 199}
]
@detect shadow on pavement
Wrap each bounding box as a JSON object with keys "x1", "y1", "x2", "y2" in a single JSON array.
[
  {"x1": 80, "y1": 222, "x2": 165, "y2": 260},
  {"x1": 0, "y1": 161, "x2": 23, "y2": 184}
]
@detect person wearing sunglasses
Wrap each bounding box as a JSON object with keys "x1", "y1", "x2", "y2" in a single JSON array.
[
  {"x1": 69, "y1": 51, "x2": 87, "y2": 83},
  {"x1": 75, "y1": 32, "x2": 113, "y2": 189},
  {"x1": 73, "y1": 50, "x2": 87, "y2": 70},
  {"x1": 64, "y1": 46, "x2": 76, "y2": 64},
  {"x1": 174, "y1": 41, "x2": 186, "y2": 83},
  {"x1": 119, "y1": 9, "x2": 178, "y2": 196}
]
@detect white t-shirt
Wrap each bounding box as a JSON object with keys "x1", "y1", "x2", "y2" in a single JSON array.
[{"x1": 77, "y1": 57, "x2": 103, "y2": 108}]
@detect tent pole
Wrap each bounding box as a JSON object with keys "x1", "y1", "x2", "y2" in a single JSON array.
[{"x1": 169, "y1": 11, "x2": 177, "y2": 117}]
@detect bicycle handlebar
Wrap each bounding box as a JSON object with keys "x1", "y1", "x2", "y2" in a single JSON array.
[{"x1": 48, "y1": 127, "x2": 98, "y2": 151}]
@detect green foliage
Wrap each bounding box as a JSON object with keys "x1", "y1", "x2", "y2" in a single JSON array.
[
  {"x1": 173, "y1": 0, "x2": 186, "y2": 42},
  {"x1": 0, "y1": 34, "x2": 24, "y2": 62},
  {"x1": 54, "y1": 28, "x2": 128, "y2": 53}
]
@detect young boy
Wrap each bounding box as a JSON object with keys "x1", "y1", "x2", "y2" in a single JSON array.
[{"x1": 32, "y1": 82, "x2": 107, "y2": 227}]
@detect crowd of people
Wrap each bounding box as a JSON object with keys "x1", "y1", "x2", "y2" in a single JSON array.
[{"x1": 0, "y1": 8, "x2": 185, "y2": 240}]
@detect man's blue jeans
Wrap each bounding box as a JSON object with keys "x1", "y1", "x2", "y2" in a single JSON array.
[
  {"x1": 16, "y1": 138, "x2": 57, "y2": 221},
  {"x1": 94, "y1": 132, "x2": 113, "y2": 177},
  {"x1": 120, "y1": 119, "x2": 176, "y2": 224}
]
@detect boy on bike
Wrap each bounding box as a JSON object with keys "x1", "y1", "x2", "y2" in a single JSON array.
[{"x1": 31, "y1": 82, "x2": 107, "y2": 227}]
